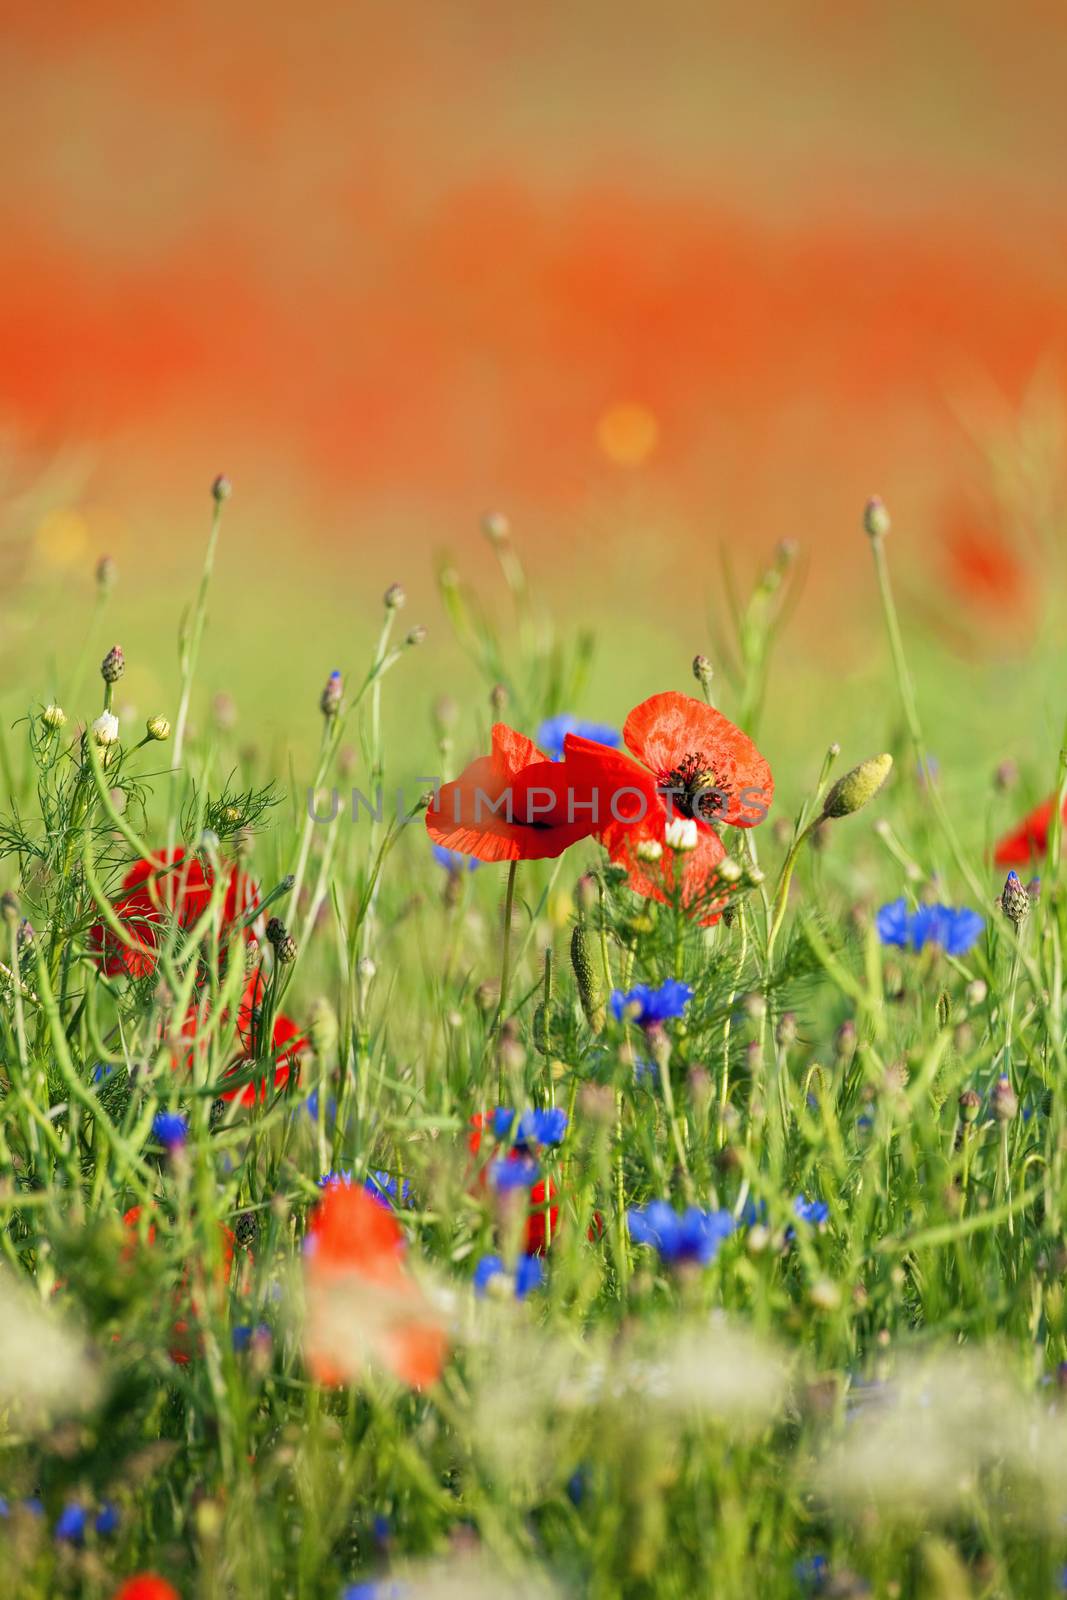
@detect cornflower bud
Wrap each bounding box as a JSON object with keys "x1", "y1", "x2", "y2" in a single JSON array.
[
  {"x1": 320, "y1": 670, "x2": 343, "y2": 719},
  {"x1": 821, "y1": 753, "x2": 893, "y2": 820},
  {"x1": 146, "y1": 715, "x2": 171, "y2": 741},
  {"x1": 41, "y1": 704, "x2": 67, "y2": 731},
  {"x1": 211, "y1": 474, "x2": 232, "y2": 502},
  {"x1": 863, "y1": 496, "x2": 891, "y2": 539},
  {"x1": 266, "y1": 916, "x2": 297, "y2": 964},
  {"x1": 100, "y1": 644, "x2": 125, "y2": 684},
  {"x1": 383, "y1": 582, "x2": 406, "y2": 610},
  {"x1": 959, "y1": 1088, "x2": 985, "y2": 1126},
  {"x1": 991, "y1": 1074, "x2": 1018, "y2": 1122},
  {"x1": 1000, "y1": 869, "x2": 1031, "y2": 932}
]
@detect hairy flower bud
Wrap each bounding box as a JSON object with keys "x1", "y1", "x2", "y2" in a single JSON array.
[
  {"x1": 266, "y1": 916, "x2": 297, "y2": 964},
  {"x1": 489, "y1": 683, "x2": 509, "y2": 716},
  {"x1": 863, "y1": 496, "x2": 891, "y2": 539},
  {"x1": 821, "y1": 753, "x2": 893, "y2": 820},
  {"x1": 100, "y1": 644, "x2": 125, "y2": 684},
  {"x1": 692, "y1": 654, "x2": 714, "y2": 693},
  {"x1": 405, "y1": 624, "x2": 427, "y2": 647},
  {"x1": 958, "y1": 1088, "x2": 982, "y2": 1124},
  {"x1": 570, "y1": 922, "x2": 605, "y2": 1033},
  {"x1": 383, "y1": 582, "x2": 406, "y2": 610},
  {"x1": 95, "y1": 553, "x2": 117, "y2": 592},
  {"x1": 211, "y1": 473, "x2": 232, "y2": 502},
  {"x1": 146, "y1": 714, "x2": 171, "y2": 741}
]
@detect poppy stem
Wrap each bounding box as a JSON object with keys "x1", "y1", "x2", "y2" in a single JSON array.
[{"x1": 494, "y1": 859, "x2": 519, "y2": 1038}]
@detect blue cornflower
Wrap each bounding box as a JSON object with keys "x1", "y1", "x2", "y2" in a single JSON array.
[
  {"x1": 342, "y1": 1583, "x2": 407, "y2": 1600},
  {"x1": 431, "y1": 843, "x2": 479, "y2": 874},
  {"x1": 795, "y1": 1553, "x2": 829, "y2": 1589},
  {"x1": 232, "y1": 1322, "x2": 271, "y2": 1352},
  {"x1": 54, "y1": 1503, "x2": 87, "y2": 1543},
  {"x1": 627, "y1": 1201, "x2": 735, "y2": 1266},
  {"x1": 610, "y1": 980, "x2": 693, "y2": 1027},
  {"x1": 366, "y1": 1171, "x2": 413, "y2": 1207},
  {"x1": 304, "y1": 1088, "x2": 338, "y2": 1122},
  {"x1": 473, "y1": 1253, "x2": 544, "y2": 1299},
  {"x1": 95, "y1": 1503, "x2": 120, "y2": 1536},
  {"x1": 536, "y1": 714, "x2": 621, "y2": 761},
  {"x1": 492, "y1": 1106, "x2": 568, "y2": 1146},
  {"x1": 489, "y1": 1155, "x2": 540, "y2": 1191},
  {"x1": 152, "y1": 1111, "x2": 188, "y2": 1150},
  {"x1": 794, "y1": 1194, "x2": 830, "y2": 1226},
  {"x1": 318, "y1": 1169, "x2": 353, "y2": 1189},
  {"x1": 876, "y1": 897, "x2": 983, "y2": 957},
  {"x1": 92, "y1": 1063, "x2": 114, "y2": 1083}
]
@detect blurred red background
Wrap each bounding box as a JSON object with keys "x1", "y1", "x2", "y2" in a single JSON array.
[{"x1": 3, "y1": 0, "x2": 1067, "y2": 711}]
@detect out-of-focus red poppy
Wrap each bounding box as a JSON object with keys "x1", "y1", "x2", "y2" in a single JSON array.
[
  {"x1": 563, "y1": 691, "x2": 772, "y2": 923},
  {"x1": 467, "y1": 1114, "x2": 561, "y2": 1255},
  {"x1": 942, "y1": 500, "x2": 1030, "y2": 615},
  {"x1": 303, "y1": 1181, "x2": 446, "y2": 1389},
  {"x1": 111, "y1": 1578, "x2": 181, "y2": 1600},
  {"x1": 89, "y1": 848, "x2": 258, "y2": 978},
  {"x1": 426, "y1": 723, "x2": 605, "y2": 862},
  {"x1": 121, "y1": 1205, "x2": 239, "y2": 1365},
  {"x1": 993, "y1": 794, "x2": 1063, "y2": 867}
]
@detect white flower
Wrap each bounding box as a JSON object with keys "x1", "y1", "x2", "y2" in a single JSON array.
[
  {"x1": 718, "y1": 855, "x2": 742, "y2": 882},
  {"x1": 664, "y1": 817, "x2": 698, "y2": 852},
  {"x1": 91, "y1": 712, "x2": 119, "y2": 747},
  {"x1": 635, "y1": 838, "x2": 663, "y2": 864}
]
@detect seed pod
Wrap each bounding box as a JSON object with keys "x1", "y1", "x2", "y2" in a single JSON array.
[{"x1": 570, "y1": 922, "x2": 605, "y2": 1033}]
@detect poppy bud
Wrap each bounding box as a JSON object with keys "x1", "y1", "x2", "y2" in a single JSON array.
[
  {"x1": 776, "y1": 1011, "x2": 797, "y2": 1048},
  {"x1": 489, "y1": 683, "x2": 509, "y2": 716},
  {"x1": 212, "y1": 474, "x2": 232, "y2": 502},
  {"x1": 1000, "y1": 869, "x2": 1031, "y2": 932},
  {"x1": 146, "y1": 715, "x2": 171, "y2": 742},
  {"x1": 936, "y1": 990, "x2": 951, "y2": 1031},
  {"x1": 834, "y1": 1018, "x2": 857, "y2": 1059},
  {"x1": 966, "y1": 978, "x2": 987, "y2": 1007},
  {"x1": 100, "y1": 644, "x2": 125, "y2": 684},
  {"x1": 1, "y1": 890, "x2": 19, "y2": 927},
  {"x1": 383, "y1": 582, "x2": 406, "y2": 610},
  {"x1": 692, "y1": 654, "x2": 714, "y2": 692},
  {"x1": 41, "y1": 703, "x2": 67, "y2": 731},
  {"x1": 959, "y1": 1088, "x2": 985, "y2": 1126},
  {"x1": 820, "y1": 753, "x2": 893, "y2": 820},
  {"x1": 319, "y1": 671, "x2": 343, "y2": 719},
  {"x1": 95, "y1": 553, "x2": 117, "y2": 592},
  {"x1": 863, "y1": 496, "x2": 891, "y2": 539},
  {"x1": 991, "y1": 1074, "x2": 1018, "y2": 1122},
  {"x1": 993, "y1": 759, "x2": 1018, "y2": 792},
  {"x1": 405, "y1": 624, "x2": 427, "y2": 647},
  {"x1": 570, "y1": 922, "x2": 604, "y2": 1033}
]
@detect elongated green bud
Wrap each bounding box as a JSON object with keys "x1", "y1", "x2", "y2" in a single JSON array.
[
  {"x1": 570, "y1": 922, "x2": 604, "y2": 1034},
  {"x1": 820, "y1": 753, "x2": 893, "y2": 820}
]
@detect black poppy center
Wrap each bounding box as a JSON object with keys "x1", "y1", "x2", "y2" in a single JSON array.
[{"x1": 659, "y1": 750, "x2": 728, "y2": 821}]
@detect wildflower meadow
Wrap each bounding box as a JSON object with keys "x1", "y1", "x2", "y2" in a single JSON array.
[{"x1": 5, "y1": 480, "x2": 1067, "y2": 1600}]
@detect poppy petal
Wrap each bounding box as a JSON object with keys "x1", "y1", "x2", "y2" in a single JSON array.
[{"x1": 622, "y1": 691, "x2": 773, "y2": 827}]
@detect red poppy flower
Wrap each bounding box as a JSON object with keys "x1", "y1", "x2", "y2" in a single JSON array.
[
  {"x1": 111, "y1": 1578, "x2": 181, "y2": 1600},
  {"x1": 89, "y1": 848, "x2": 258, "y2": 978},
  {"x1": 219, "y1": 971, "x2": 306, "y2": 1104},
  {"x1": 425, "y1": 722, "x2": 606, "y2": 862},
  {"x1": 303, "y1": 1182, "x2": 446, "y2": 1388},
  {"x1": 563, "y1": 692, "x2": 772, "y2": 922},
  {"x1": 993, "y1": 795, "x2": 1063, "y2": 867}
]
